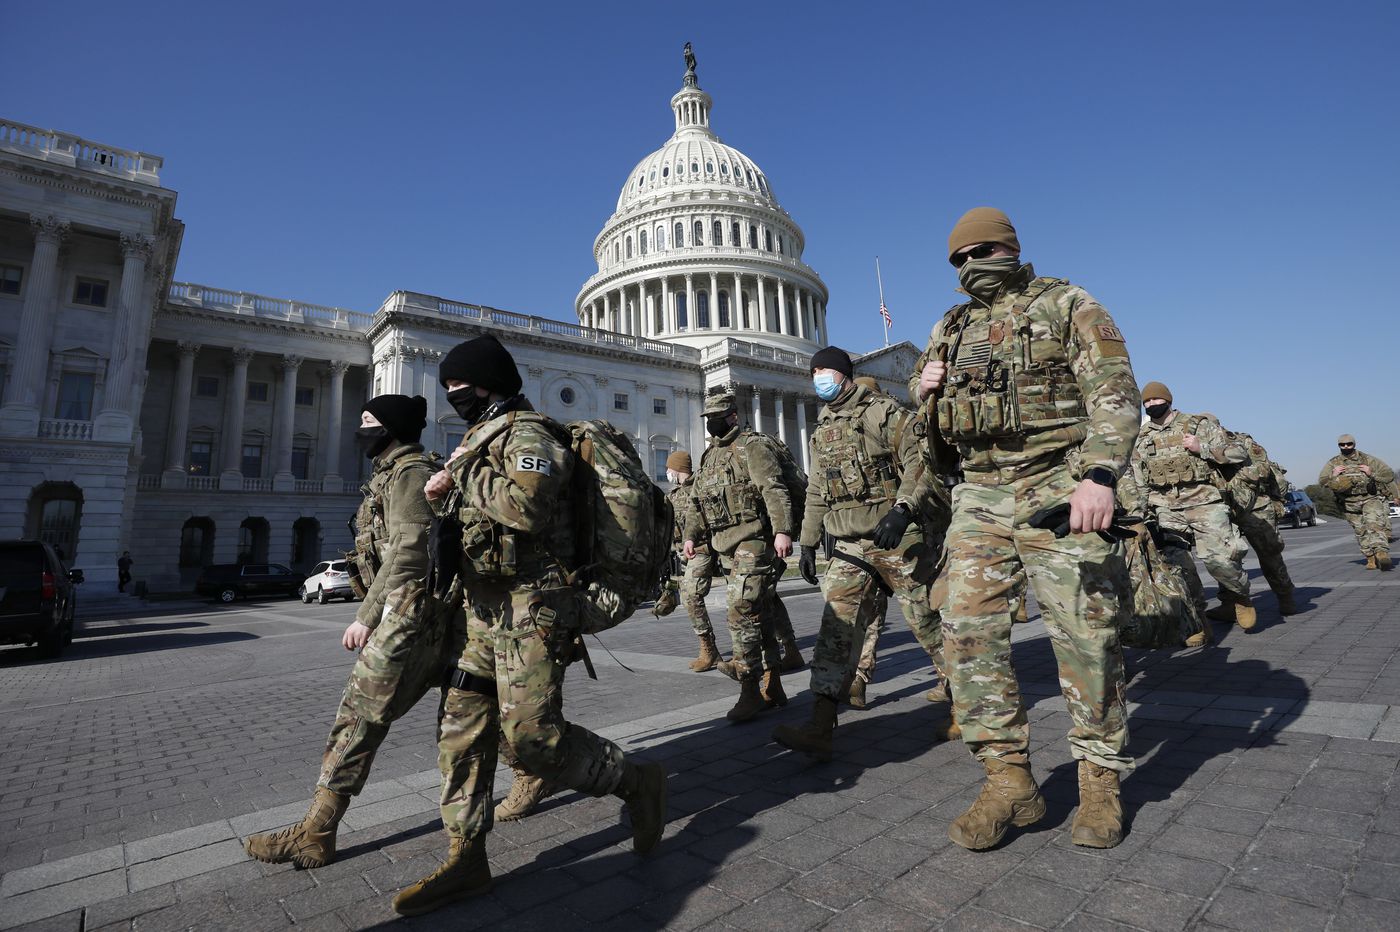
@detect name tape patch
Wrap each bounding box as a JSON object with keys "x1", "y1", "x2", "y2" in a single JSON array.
[{"x1": 515, "y1": 454, "x2": 552, "y2": 475}]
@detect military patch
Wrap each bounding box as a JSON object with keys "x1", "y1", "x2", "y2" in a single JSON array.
[
  {"x1": 514, "y1": 454, "x2": 552, "y2": 475},
  {"x1": 1091, "y1": 323, "x2": 1129, "y2": 358},
  {"x1": 824, "y1": 427, "x2": 840, "y2": 442},
  {"x1": 988, "y1": 321, "x2": 1006, "y2": 345},
  {"x1": 1097, "y1": 324, "x2": 1125, "y2": 342}
]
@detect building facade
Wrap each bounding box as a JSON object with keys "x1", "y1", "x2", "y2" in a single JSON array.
[{"x1": 0, "y1": 60, "x2": 918, "y2": 594}]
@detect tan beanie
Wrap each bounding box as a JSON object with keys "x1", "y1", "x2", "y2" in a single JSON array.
[
  {"x1": 1338, "y1": 434, "x2": 1356, "y2": 445},
  {"x1": 1141, "y1": 381, "x2": 1172, "y2": 404},
  {"x1": 947, "y1": 207, "x2": 1020, "y2": 262},
  {"x1": 665, "y1": 450, "x2": 692, "y2": 473}
]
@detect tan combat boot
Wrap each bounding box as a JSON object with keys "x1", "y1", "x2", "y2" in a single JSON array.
[
  {"x1": 1184, "y1": 625, "x2": 1214, "y2": 648},
  {"x1": 926, "y1": 679, "x2": 949, "y2": 704},
  {"x1": 1379, "y1": 552, "x2": 1393, "y2": 571},
  {"x1": 716, "y1": 659, "x2": 741, "y2": 681},
  {"x1": 392, "y1": 834, "x2": 492, "y2": 916},
  {"x1": 1070, "y1": 761, "x2": 1124, "y2": 848},
  {"x1": 772, "y1": 696, "x2": 838, "y2": 761},
  {"x1": 948, "y1": 758, "x2": 1045, "y2": 851},
  {"x1": 1012, "y1": 600, "x2": 1029, "y2": 624},
  {"x1": 935, "y1": 715, "x2": 962, "y2": 742},
  {"x1": 617, "y1": 762, "x2": 668, "y2": 854},
  {"x1": 761, "y1": 668, "x2": 787, "y2": 707},
  {"x1": 689, "y1": 633, "x2": 720, "y2": 672},
  {"x1": 494, "y1": 768, "x2": 555, "y2": 822},
  {"x1": 1234, "y1": 599, "x2": 1257, "y2": 631},
  {"x1": 780, "y1": 635, "x2": 805, "y2": 672},
  {"x1": 1365, "y1": 554, "x2": 1378, "y2": 570},
  {"x1": 727, "y1": 675, "x2": 767, "y2": 722},
  {"x1": 244, "y1": 787, "x2": 349, "y2": 869},
  {"x1": 1277, "y1": 589, "x2": 1299, "y2": 616},
  {"x1": 849, "y1": 674, "x2": 868, "y2": 710}
]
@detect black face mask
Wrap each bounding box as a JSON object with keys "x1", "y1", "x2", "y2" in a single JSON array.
[
  {"x1": 355, "y1": 426, "x2": 393, "y2": 460},
  {"x1": 446, "y1": 387, "x2": 488, "y2": 423},
  {"x1": 706, "y1": 414, "x2": 733, "y2": 438},
  {"x1": 1144, "y1": 402, "x2": 1171, "y2": 419}
]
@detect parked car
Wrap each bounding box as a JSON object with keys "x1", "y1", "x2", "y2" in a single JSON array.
[
  {"x1": 1278, "y1": 490, "x2": 1317, "y2": 528},
  {"x1": 1390, "y1": 502, "x2": 1400, "y2": 520},
  {"x1": 300, "y1": 559, "x2": 356, "y2": 604},
  {"x1": 0, "y1": 541, "x2": 81, "y2": 657},
  {"x1": 195, "y1": 563, "x2": 302, "y2": 603}
]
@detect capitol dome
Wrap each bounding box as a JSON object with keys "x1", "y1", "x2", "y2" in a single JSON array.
[{"x1": 576, "y1": 55, "x2": 828, "y2": 353}]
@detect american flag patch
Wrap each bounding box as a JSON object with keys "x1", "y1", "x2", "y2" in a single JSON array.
[{"x1": 956, "y1": 340, "x2": 992, "y2": 368}]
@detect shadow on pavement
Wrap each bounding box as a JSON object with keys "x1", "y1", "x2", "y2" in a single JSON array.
[
  {"x1": 76, "y1": 619, "x2": 213, "y2": 639},
  {"x1": 0, "y1": 629, "x2": 259, "y2": 666}
]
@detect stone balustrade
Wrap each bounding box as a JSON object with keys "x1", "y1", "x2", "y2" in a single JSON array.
[
  {"x1": 702, "y1": 337, "x2": 810, "y2": 369},
  {"x1": 38, "y1": 418, "x2": 94, "y2": 441},
  {"x1": 0, "y1": 118, "x2": 162, "y2": 184},
  {"x1": 135, "y1": 473, "x2": 357, "y2": 495},
  {"x1": 167, "y1": 283, "x2": 375, "y2": 332}
]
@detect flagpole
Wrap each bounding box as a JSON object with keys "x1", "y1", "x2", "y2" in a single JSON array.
[{"x1": 876, "y1": 256, "x2": 889, "y2": 347}]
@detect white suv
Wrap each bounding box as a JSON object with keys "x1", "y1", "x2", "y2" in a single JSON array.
[{"x1": 300, "y1": 559, "x2": 356, "y2": 604}]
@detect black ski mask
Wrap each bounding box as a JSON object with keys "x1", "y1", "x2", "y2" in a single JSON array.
[
  {"x1": 446, "y1": 386, "x2": 489, "y2": 424},
  {"x1": 706, "y1": 414, "x2": 733, "y2": 437},
  {"x1": 355, "y1": 426, "x2": 393, "y2": 459}
]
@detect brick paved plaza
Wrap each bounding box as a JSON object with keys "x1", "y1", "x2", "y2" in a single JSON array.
[{"x1": 2, "y1": 517, "x2": 1399, "y2": 931}]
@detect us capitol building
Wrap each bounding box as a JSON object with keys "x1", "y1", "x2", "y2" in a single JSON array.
[{"x1": 0, "y1": 54, "x2": 919, "y2": 593}]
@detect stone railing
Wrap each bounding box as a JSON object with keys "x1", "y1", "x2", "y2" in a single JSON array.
[
  {"x1": 342, "y1": 480, "x2": 362, "y2": 494},
  {"x1": 701, "y1": 337, "x2": 810, "y2": 369},
  {"x1": 134, "y1": 473, "x2": 358, "y2": 494},
  {"x1": 38, "y1": 418, "x2": 93, "y2": 441},
  {"x1": 390, "y1": 292, "x2": 702, "y2": 362},
  {"x1": 243, "y1": 478, "x2": 273, "y2": 492},
  {"x1": 167, "y1": 283, "x2": 375, "y2": 332},
  {"x1": 581, "y1": 244, "x2": 825, "y2": 290},
  {"x1": 293, "y1": 479, "x2": 322, "y2": 493},
  {"x1": 188, "y1": 476, "x2": 219, "y2": 490},
  {"x1": 137, "y1": 474, "x2": 161, "y2": 490},
  {"x1": 0, "y1": 118, "x2": 163, "y2": 184}
]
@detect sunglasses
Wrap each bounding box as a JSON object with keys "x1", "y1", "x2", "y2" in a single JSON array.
[
  {"x1": 950, "y1": 243, "x2": 1000, "y2": 268},
  {"x1": 1339, "y1": 443, "x2": 1356, "y2": 449}
]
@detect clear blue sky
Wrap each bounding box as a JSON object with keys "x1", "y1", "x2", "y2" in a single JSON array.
[{"x1": 10, "y1": 1, "x2": 1398, "y2": 483}]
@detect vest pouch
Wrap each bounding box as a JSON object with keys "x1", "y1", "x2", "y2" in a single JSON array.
[
  {"x1": 837, "y1": 459, "x2": 870, "y2": 500},
  {"x1": 700, "y1": 488, "x2": 735, "y2": 528},
  {"x1": 954, "y1": 396, "x2": 978, "y2": 437},
  {"x1": 979, "y1": 392, "x2": 1008, "y2": 435},
  {"x1": 824, "y1": 467, "x2": 851, "y2": 503},
  {"x1": 936, "y1": 396, "x2": 957, "y2": 438}
]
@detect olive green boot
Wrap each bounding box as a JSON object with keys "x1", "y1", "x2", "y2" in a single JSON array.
[
  {"x1": 494, "y1": 768, "x2": 555, "y2": 822},
  {"x1": 772, "y1": 696, "x2": 838, "y2": 762},
  {"x1": 617, "y1": 762, "x2": 668, "y2": 854},
  {"x1": 1070, "y1": 761, "x2": 1124, "y2": 848},
  {"x1": 761, "y1": 668, "x2": 787, "y2": 708},
  {"x1": 948, "y1": 758, "x2": 1045, "y2": 851},
  {"x1": 727, "y1": 675, "x2": 766, "y2": 723},
  {"x1": 244, "y1": 787, "x2": 349, "y2": 869},
  {"x1": 688, "y1": 633, "x2": 720, "y2": 672},
  {"x1": 392, "y1": 835, "x2": 492, "y2": 916},
  {"x1": 780, "y1": 635, "x2": 806, "y2": 672}
]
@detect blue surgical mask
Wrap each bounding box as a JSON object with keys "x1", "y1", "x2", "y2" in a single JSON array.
[{"x1": 814, "y1": 373, "x2": 842, "y2": 401}]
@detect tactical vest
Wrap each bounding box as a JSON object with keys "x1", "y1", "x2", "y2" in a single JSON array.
[
  {"x1": 812, "y1": 397, "x2": 904, "y2": 510},
  {"x1": 1139, "y1": 415, "x2": 1216, "y2": 489},
  {"x1": 931, "y1": 278, "x2": 1089, "y2": 443},
  {"x1": 1331, "y1": 459, "x2": 1379, "y2": 498},
  {"x1": 351, "y1": 447, "x2": 438, "y2": 589},
  {"x1": 693, "y1": 434, "x2": 768, "y2": 532}
]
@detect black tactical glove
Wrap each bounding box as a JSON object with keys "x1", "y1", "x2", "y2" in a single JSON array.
[
  {"x1": 872, "y1": 504, "x2": 913, "y2": 550},
  {"x1": 798, "y1": 546, "x2": 819, "y2": 586}
]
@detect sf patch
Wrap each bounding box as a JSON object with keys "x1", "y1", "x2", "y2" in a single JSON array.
[
  {"x1": 515, "y1": 454, "x2": 552, "y2": 475},
  {"x1": 1092, "y1": 322, "x2": 1129, "y2": 359}
]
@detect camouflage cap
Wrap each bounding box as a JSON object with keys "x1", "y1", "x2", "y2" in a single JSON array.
[
  {"x1": 1338, "y1": 433, "x2": 1356, "y2": 444},
  {"x1": 703, "y1": 392, "x2": 737, "y2": 417}
]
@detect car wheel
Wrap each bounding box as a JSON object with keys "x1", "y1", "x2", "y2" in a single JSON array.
[
  {"x1": 37, "y1": 619, "x2": 65, "y2": 659},
  {"x1": 300, "y1": 587, "x2": 312, "y2": 604},
  {"x1": 317, "y1": 586, "x2": 329, "y2": 605},
  {"x1": 219, "y1": 588, "x2": 237, "y2": 603},
  {"x1": 1307, "y1": 512, "x2": 1317, "y2": 527},
  {"x1": 1292, "y1": 513, "x2": 1301, "y2": 529}
]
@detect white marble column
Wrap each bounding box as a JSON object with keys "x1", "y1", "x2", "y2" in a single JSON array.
[
  {"x1": 757, "y1": 276, "x2": 769, "y2": 333},
  {"x1": 774, "y1": 390, "x2": 788, "y2": 446},
  {"x1": 751, "y1": 386, "x2": 763, "y2": 433},
  {"x1": 732, "y1": 272, "x2": 742, "y2": 330},
  {"x1": 709, "y1": 271, "x2": 719, "y2": 329},
  {"x1": 0, "y1": 216, "x2": 69, "y2": 436},
  {"x1": 684, "y1": 273, "x2": 695, "y2": 333},
  {"x1": 776, "y1": 282, "x2": 789, "y2": 336},
  {"x1": 94, "y1": 233, "x2": 154, "y2": 440},
  {"x1": 220, "y1": 348, "x2": 254, "y2": 487},
  {"x1": 321, "y1": 360, "x2": 349, "y2": 489},
  {"x1": 663, "y1": 276, "x2": 675, "y2": 335},
  {"x1": 273, "y1": 354, "x2": 303, "y2": 489},
  {"x1": 614, "y1": 288, "x2": 624, "y2": 334},
  {"x1": 797, "y1": 396, "x2": 812, "y2": 473},
  {"x1": 163, "y1": 342, "x2": 201, "y2": 480}
]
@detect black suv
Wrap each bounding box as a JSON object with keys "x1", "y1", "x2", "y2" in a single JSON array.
[
  {"x1": 1279, "y1": 490, "x2": 1318, "y2": 528},
  {"x1": 195, "y1": 563, "x2": 303, "y2": 603},
  {"x1": 0, "y1": 541, "x2": 81, "y2": 657}
]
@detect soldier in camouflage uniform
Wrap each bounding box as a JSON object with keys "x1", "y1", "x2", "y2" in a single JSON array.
[
  {"x1": 393, "y1": 336, "x2": 666, "y2": 917},
  {"x1": 659, "y1": 450, "x2": 724, "y2": 671},
  {"x1": 773, "y1": 348, "x2": 952, "y2": 761},
  {"x1": 1320, "y1": 434, "x2": 1396, "y2": 570},
  {"x1": 1118, "y1": 461, "x2": 1210, "y2": 647},
  {"x1": 1218, "y1": 427, "x2": 1297, "y2": 613},
  {"x1": 911, "y1": 208, "x2": 1137, "y2": 851},
  {"x1": 245, "y1": 395, "x2": 445, "y2": 870},
  {"x1": 1132, "y1": 384, "x2": 1256, "y2": 631},
  {"x1": 683, "y1": 391, "x2": 796, "y2": 722}
]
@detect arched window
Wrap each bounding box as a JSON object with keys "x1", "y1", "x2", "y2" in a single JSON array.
[
  {"x1": 291, "y1": 517, "x2": 320, "y2": 571},
  {"x1": 639, "y1": 229, "x2": 648, "y2": 255},
  {"x1": 691, "y1": 161, "x2": 699, "y2": 174},
  {"x1": 718, "y1": 291, "x2": 731, "y2": 328},
  {"x1": 675, "y1": 293, "x2": 688, "y2": 332},
  {"x1": 625, "y1": 236, "x2": 632, "y2": 259},
  {"x1": 614, "y1": 242, "x2": 621, "y2": 263},
  {"x1": 758, "y1": 176, "x2": 768, "y2": 195},
  {"x1": 697, "y1": 291, "x2": 710, "y2": 328},
  {"x1": 787, "y1": 305, "x2": 797, "y2": 336},
  {"x1": 694, "y1": 221, "x2": 704, "y2": 245},
  {"x1": 777, "y1": 235, "x2": 784, "y2": 256},
  {"x1": 674, "y1": 221, "x2": 684, "y2": 246},
  {"x1": 748, "y1": 226, "x2": 758, "y2": 249},
  {"x1": 721, "y1": 163, "x2": 729, "y2": 176},
  {"x1": 765, "y1": 230, "x2": 774, "y2": 252},
  {"x1": 706, "y1": 160, "x2": 714, "y2": 173},
  {"x1": 662, "y1": 166, "x2": 669, "y2": 178},
  {"x1": 741, "y1": 293, "x2": 752, "y2": 329},
  {"x1": 656, "y1": 226, "x2": 665, "y2": 250},
  {"x1": 746, "y1": 169, "x2": 754, "y2": 186},
  {"x1": 713, "y1": 220, "x2": 723, "y2": 244},
  {"x1": 179, "y1": 517, "x2": 215, "y2": 568},
  {"x1": 238, "y1": 517, "x2": 270, "y2": 564},
  {"x1": 731, "y1": 221, "x2": 741, "y2": 246},
  {"x1": 27, "y1": 482, "x2": 84, "y2": 565}
]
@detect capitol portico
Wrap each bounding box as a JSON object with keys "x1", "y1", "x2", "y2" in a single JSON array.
[{"x1": 0, "y1": 50, "x2": 919, "y2": 594}]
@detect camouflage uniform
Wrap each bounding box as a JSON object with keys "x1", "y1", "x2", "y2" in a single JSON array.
[
  {"x1": 668, "y1": 479, "x2": 715, "y2": 636},
  {"x1": 799, "y1": 383, "x2": 948, "y2": 701},
  {"x1": 1131, "y1": 412, "x2": 1250, "y2": 612},
  {"x1": 321, "y1": 444, "x2": 446, "y2": 795},
  {"x1": 910, "y1": 263, "x2": 1137, "y2": 773},
  {"x1": 1220, "y1": 432, "x2": 1294, "y2": 599},
  {"x1": 1319, "y1": 448, "x2": 1396, "y2": 562},
  {"x1": 435, "y1": 399, "x2": 634, "y2": 842},
  {"x1": 683, "y1": 403, "x2": 794, "y2": 688},
  {"x1": 1117, "y1": 466, "x2": 1208, "y2": 645}
]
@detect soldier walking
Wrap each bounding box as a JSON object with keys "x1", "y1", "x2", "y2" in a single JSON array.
[
  {"x1": 393, "y1": 336, "x2": 666, "y2": 916},
  {"x1": 1219, "y1": 428, "x2": 1297, "y2": 613},
  {"x1": 773, "y1": 347, "x2": 953, "y2": 761},
  {"x1": 911, "y1": 207, "x2": 1137, "y2": 850},
  {"x1": 1320, "y1": 435, "x2": 1396, "y2": 569},
  {"x1": 683, "y1": 392, "x2": 797, "y2": 722},
  {"x1": 1132, "y1": 385, "x2": 1256, "y2": 631},
  {"x1": 245, "y1": 394, "x2": 445, "y2": 870},
  {"x1": 658, "y1": 450, "x2": 725, "y2": 671}
]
